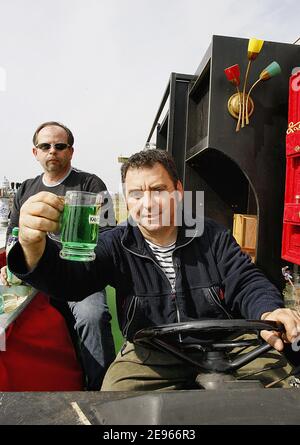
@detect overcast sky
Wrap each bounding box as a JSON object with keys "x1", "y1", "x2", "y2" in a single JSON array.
[{"x1": 0, "y1": 0, "x2": 299, "y2": 193}]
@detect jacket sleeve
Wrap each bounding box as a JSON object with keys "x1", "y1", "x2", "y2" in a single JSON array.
[
  {"x1": 7, "y1": 235, "x2": 117, "y2": 302},
  {"x1": 211, "y1": 226, "x2": 284, "y2": 320}
]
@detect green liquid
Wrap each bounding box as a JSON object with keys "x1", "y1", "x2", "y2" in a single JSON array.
[{"x1": 60, "y1": 204, "x2": 100, "y2": 261}]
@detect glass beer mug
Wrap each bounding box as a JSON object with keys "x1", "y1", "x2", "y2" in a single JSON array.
[{"x1": 49, "y1": 190, "x2": 102, "y2": 261}]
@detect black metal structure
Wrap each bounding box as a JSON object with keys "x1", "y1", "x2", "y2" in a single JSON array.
[
  {"x1": 146, "y1": 72, "x2": 194, "y2": 182},
  {"x1": 146, "y1": 35, "x2": 300, "y2": 288}
]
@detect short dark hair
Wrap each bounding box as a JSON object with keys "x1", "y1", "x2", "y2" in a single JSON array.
[
  {"x1": 33, "y1": 121, "x2": 74, "y2": 146},
  {"x1": 121, "y1": 149, "x2": 179, "y2": 187}
]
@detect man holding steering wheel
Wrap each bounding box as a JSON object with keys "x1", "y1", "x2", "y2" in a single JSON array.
[{"x1": 7, "y1": 149, "x2": 300, "y2": 391}]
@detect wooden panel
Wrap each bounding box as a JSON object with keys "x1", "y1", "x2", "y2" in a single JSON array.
[{"x1": 233, "y1": 214, "x2": 257, "y2": 250}]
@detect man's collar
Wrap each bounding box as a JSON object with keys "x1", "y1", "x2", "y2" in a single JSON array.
[
  {"x1": 42, "y1": 166, "x2": 73, "y2": 187},
  {"x1": 121, "y1": 213, "x2": 201, "y2": 255}
]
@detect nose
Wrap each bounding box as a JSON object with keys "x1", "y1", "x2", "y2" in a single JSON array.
[
  {"x1": 48, "y1": 144, "x2": 58, "y2": 154},
  {"x1": 142, "y1": 191, "x2": 152, "y2": 211},
  {"x1": 142, "y1": 191, "x2": 161, "y2": 214}
]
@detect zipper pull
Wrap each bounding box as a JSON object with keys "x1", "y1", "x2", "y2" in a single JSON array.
[
  {"x1": 173, "y1": 258, "x2": 180, "y2": 273},
  {"x1": 171, "y1": 285, "x2": 176, "y2": 300}
]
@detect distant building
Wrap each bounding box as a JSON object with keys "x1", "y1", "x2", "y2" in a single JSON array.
[
  {"x1": 112, "y1": 155, "x2": 129, "y2": 224},
  {"x1": 112, "y1": 192, "x2": 127, "y2": 224},
  {"x1": 117, "y1": 156, "x2": 129, "y2": 164}
]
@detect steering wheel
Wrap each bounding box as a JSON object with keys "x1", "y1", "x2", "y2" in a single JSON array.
[{"x1": 133, "y1": 319, "x2": 284, "y2": 373}]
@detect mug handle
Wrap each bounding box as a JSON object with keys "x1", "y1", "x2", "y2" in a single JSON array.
[
  {"x1": 47, "y1": 232, "x2": 61, "y2": 243},
  {"x1": 47, "y1": 196, "x2": 64, "y2": 243}
]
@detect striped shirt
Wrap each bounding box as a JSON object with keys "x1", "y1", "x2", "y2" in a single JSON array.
[{"x1": 145, "y1": 239, "x2": 176, "y2": 286}]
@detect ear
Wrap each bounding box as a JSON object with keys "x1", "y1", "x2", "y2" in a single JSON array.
[
  {"x1": 32, "y1": 147, "x2": 38, "y2": 158},
  {"x1": 176, "y1": 180, "x2": 184, "y2": 201}
]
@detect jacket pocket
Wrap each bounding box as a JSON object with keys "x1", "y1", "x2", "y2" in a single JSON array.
[
  {"x1": 207, "y1": 286, "x2": 232, "y2": 319},
  {"x1": 123, "y1": 294, "x2": 178, "y2": 341},
  {"x1": 184, "y1": 285, "x2": 231, "y2": 320}
]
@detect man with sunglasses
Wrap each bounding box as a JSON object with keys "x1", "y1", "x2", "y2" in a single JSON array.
[{"x1": 0, "y1": 121, "x2": 116, "y2": 390}]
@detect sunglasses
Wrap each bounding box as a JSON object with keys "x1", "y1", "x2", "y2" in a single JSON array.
[{"x1": 36, "y1": 143, "x2": 71, "y2": 152}]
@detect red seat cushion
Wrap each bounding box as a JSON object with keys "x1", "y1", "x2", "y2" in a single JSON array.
[
  {"x1": 0, "y1": 250, "x2": 6, "y2": 269},
  {"x1": 0, "y1": 292, "x2": 83, "y2": 391}
]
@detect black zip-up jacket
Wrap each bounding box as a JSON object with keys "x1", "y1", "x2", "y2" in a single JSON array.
[{"x1": 8, "y1": 217, "x2": 284, "y2": 341}]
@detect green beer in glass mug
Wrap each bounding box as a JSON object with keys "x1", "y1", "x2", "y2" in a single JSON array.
[{"x1": 56, "y1": 191, "x2": 102, "y2": 261}]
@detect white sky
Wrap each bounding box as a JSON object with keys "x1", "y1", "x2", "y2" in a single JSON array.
[{"x1": 0, "y1": 0, "x2": 299, "y2": 193}]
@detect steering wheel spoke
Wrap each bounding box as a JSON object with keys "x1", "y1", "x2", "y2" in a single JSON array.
[{"x1": 133, "y1": 319, "x2": 283, "y2": 373}]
